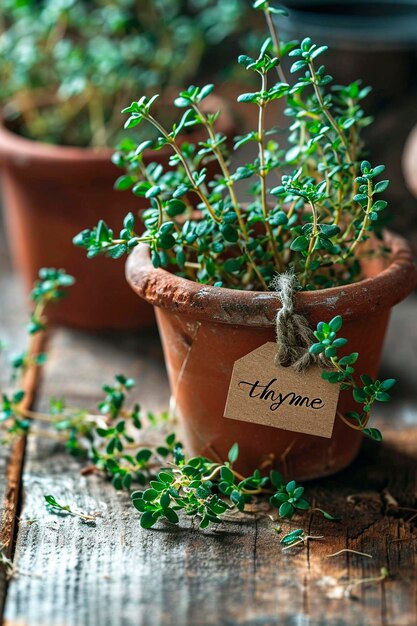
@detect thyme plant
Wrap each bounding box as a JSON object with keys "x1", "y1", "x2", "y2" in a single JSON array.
[
  {"x1": 75, "y1": 3, "x2": 388, "y2": 291},
  {"x1": 0, "y1": 0, "x2": 248, "y2": 147}
]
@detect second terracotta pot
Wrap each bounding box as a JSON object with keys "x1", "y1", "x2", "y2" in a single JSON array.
[
  {"x1": 126, "y1": 231, "x2": 417, "y2": 480},
  {"x1": 0, "y1": 130, "x2": 153, "y2": 330},
  {"x1": 0, "y1": 96, "x2": 235, "y2": 330}
]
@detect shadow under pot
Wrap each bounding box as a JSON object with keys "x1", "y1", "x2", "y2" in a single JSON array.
[
  {"x1": 126, "y1": 230, "x2": 417, "y2": 480},
  {"x1": 0, "y1": 95, "x2": 235, "y2": 330}
]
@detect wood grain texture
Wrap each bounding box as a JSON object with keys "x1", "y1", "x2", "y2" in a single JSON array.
[
  {"x1": 0, "y1": 262, "x2": 33, "y2": 617},
  {"x1": 3, "y1": 296, "x2": 417, "y2": 626},
  {"x1": 378, "y1": 295, "x2": 417, "y2": 431}
]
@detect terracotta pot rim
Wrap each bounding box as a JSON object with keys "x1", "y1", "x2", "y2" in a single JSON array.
[
  {"x1": 0, "y1": 93, "x2": 235, "y2": 167},
  {"x1": 126, "y1": 229, "x2": 417, "y2": 327},
  {"x1": 0, "y1": 118, "x2": 114, "y2": 163}
]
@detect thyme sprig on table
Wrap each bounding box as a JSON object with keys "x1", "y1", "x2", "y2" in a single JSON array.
[
  {"x1": 9, "y1": 268, "x2": 74, "y2": 383},
  {"x1": 279, "y1": 528, "x2": 324, "y2": 550},
  {"x1": 3, "y1": 367, "x2": 181, "y2": 491},
  {"x1": 75, "y1": 3, "x2": 388, "y2": 292},
  {"x1": 44, "y1": 495, "x2": 99, "y2": 523},
  {"x1": 0, "y1": 268, "x2": 74, "y2": 438},
  {"x1": 131, "y1": 443, "x2": 339, "y2": 529}
]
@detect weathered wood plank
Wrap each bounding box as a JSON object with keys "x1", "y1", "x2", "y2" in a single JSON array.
[
  {"x1": 5, "y1": 425, "x2": 417, "y2": 626},
  {"x1": 3, "y1": 296, "x2": 417, "y2": 626},
  {"x1": 0, "y1": 248, "x2": 38, "y2": 618},
  {"x1": 377, "y1": 295, "x2": 417, "y2": 430}
]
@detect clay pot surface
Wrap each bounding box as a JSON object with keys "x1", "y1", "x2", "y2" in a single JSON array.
[
  {"x1": 0, "y1": 95, "x2": 235, "y2": 330},
  {"x1": 126, "y1": 230, "x2": 417, "y2": 479},
  {"x1": 403, "y1": 123, "x2": 417, "y2": 199}
]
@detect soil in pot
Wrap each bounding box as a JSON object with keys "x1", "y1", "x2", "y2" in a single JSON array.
[
  {"x1": 126, "y1": 230, "x2": 417, "y2": 480},
  {"x1": 0, "y1": 96, "x2": 235, "y2": 330}
]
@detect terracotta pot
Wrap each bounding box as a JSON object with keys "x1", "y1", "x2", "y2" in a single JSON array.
[
  {"x1": 126, "y1": 230, "x2": 417, "y2": 480},
  {"x1": 0, "y1": 96, "x2": 235, "y2": 330},
  {"x1": 403, "y1": 123, "x2": 417, "y2": 198}
]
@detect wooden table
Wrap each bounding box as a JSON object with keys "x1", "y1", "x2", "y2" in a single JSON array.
[{"x1": 0, "y1": 260, "x2": 417, "y2": 626}]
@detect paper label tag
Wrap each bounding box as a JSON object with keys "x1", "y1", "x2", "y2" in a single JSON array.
[{"x1": 224, "y1": 342, "x2": 339, "y2": 438}]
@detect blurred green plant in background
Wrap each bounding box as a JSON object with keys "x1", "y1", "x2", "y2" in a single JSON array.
[{"x1": 0, "y1": 0, "x2": 253, "y2": 147}]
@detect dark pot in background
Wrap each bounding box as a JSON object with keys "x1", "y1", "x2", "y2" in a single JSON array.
[
  {"x1": 275, "y1": 1, "x2": 417, "y2": 253},
  {"x1": 126, "y1": 231, "x2": 417, "y2": 480},
  {"x1": 402, "y1": 123, "x2": 417, "y2": 253},
  {"x1": 0, "y1": 96, "x2": 235, "y2": 330},
  {"x1": 0, "y1": 129, "x2": 153, "y2": 330},
  {"x1": 275, "y1": 0, "x2": 417, "y2": 110}
]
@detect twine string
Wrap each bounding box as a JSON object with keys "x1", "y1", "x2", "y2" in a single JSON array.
[{"x1": 271, "y1": 273, "x2": 329, "y2": 372}]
